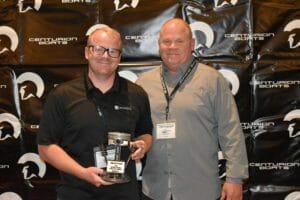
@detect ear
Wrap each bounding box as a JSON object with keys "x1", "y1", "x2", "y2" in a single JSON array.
[
  {"x1": 84, "y1": 46, "x2": 89, "y2": 60},
  {"x1": 191, "y1": 38, "x2": 196, "y2": 51}
]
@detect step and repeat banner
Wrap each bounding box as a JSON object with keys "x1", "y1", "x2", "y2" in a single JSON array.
[{"x1": 0, "y1": 0, "x2": 299, "y2": 199}]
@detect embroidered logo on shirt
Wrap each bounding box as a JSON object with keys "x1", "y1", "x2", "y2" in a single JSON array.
[{"x1": 114, "y1": 105, "x2": 132, "y2": 111}]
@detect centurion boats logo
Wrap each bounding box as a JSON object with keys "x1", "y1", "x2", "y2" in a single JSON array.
[
  {"x1": 114, "y1": 0, "x2": 139, "y2": 11},
  {"x1": 283, "y1": 19, "x2": 300, "y2": 49},
  {"x1": 284, "y1": 109, "x2": 300, "y2": 138},
  {"x1": 218, "y1": 69, "x2": 240, "y2": 95},
  {"x1": 254, "y1": 80, "x2": 300, "y2": 89},
  {"x1": 17, "y1": 72, "x2": 45, "y2": 101},
  {"x1": 17, "y1": 0, "x2": 42, "y2": 13},
  {"x1": 249, "y1": 110, "x2": 300, "y2": 171},
  {"x1": 214, "y1": 0, "x2": 238, "y2": 8},
  {"x1": 251, "y1": 110, "x2": 300, "y2": 139},
  {"x1": 0, "y1": 113, "x2": 21, "y2": 141},
  {"x1": 0, "y1": 26, "x2": 18, "y2": 55},
  {"x1": 28, "y1": 37, "x2": 78, "y2": 45},
  {"x1": 17, "y1": 153, "x2": 46, "y2": 188},
  {"x1": 190, "y1": 21, "x2": 214, "y2": 52},
  {"x1": 285, "y1": 192, "x2": 300, "y2": 200},
  {"x1": 0, "y1": 192, "x2": 23, "y2": 200},
  {"x1": 62, "y1": 0, "x2": 92, "y2": 3}
]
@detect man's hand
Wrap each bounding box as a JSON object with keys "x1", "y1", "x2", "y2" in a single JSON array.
[
  {"x1": 80, "y1": 167, "x2": 114, "y2": 187},
  {"x1": 220, "y1": 182, "x2": 243, "y2": 200},
  {"x1": 38, "y1": 144, "x2": 114, "y2": 187},
  {"x1": 130, "y1": 140, "x2": 146, "y2": 160}
]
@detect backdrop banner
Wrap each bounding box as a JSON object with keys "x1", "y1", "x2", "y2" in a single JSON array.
[
  {"x1": 0, "y1": 0, "x2": 300, "y2": 199},
  {"x1": 249, "y1": 61, "x2": 300, "y2": 185},
  {"x1": 183, "y1": 0, "x2": 252, "y2": 62},
  {"x1": 247, "y1": 185, "x2": 300, "y2": 200},
  {"x1": 0, "y1": 0, "x2": 19, "y2": 65},
  {"x1": 18, "y1": 0, "x2": 99, "y2": 65},
  {"x1": 0, "y1": 67, "x2": 25, "y2": 199},
  {"x1": 100, "y1": 0, "x2": 182, "y2": 62},
  {"x1": 253, "y1": 1, "x2": 300, "y2": 61}
]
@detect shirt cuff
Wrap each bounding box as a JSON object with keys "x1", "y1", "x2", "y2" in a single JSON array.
[{"x1": 225, "y1": 177, "x2": 243, "y2": 184}]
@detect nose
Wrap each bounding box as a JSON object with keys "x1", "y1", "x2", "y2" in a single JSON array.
[
  {"x1": 102, "y1": 50, "x2": 110, "y2": 57},
  {"x1": 169, "y1": 43, "x2": 175, "y2": 48},
  {"x1": 169, "y1": 41, "x2": 179, "y2": 48}
]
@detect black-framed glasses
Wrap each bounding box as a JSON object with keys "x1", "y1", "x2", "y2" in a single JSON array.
[{"x1": 87, "y1": 45, "x2": 121, "y2": 58}]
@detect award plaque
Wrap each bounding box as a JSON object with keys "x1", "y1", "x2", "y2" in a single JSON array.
[{"x1": 95, "y1": 132, "x2": 132, "y2": 184}]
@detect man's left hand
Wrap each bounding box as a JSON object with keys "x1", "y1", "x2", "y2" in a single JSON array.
[
  {"x1": 220, "y1": 181, "x2": 243, "y2": 200},
  {"x1": 130, "y1": 140, "x2": 146, "y2": 160}
]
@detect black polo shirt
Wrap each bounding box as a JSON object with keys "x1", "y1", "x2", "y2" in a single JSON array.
[{"x1": 37, "y1": 72, "x2": 153, "y2": 200}]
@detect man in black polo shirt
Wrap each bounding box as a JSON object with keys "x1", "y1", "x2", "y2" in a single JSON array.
[{"x1": 37, "y1": 25, "x2": 153, "y2": 200}]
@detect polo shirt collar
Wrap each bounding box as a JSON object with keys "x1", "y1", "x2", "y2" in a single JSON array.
[
  {"x1": 163, "y1": 57, "x2": 195, "y2": 75},
  {"x1": 84, "y1": 71, "x2": 120, "y2": 97},
  {"x1": 162, "y1": 57, "x2": 195, "y2": 84}
]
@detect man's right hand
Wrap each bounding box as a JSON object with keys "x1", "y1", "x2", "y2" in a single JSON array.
[
  {"x1": 38, "y1": 144, "x2": 114, "y2": 187},
  {"x1": 80, "y1": 167, "x2": 114, "y2": 187}
]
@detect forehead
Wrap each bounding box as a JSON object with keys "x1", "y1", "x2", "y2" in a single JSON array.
[
  {"x1": 89, "y1": 29, "x2": 121, "y2": 47},
  {"x1": 160, "y1": 22, "x2": 191, "y2": 39}
]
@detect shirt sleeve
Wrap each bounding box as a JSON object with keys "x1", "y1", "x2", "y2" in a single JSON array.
[
  {"x1": 215, "y1": 74, "x2": 249, "y2": 180},
  {"x1": 134, "y1": 88, "x2": 153, "y2": 137}
]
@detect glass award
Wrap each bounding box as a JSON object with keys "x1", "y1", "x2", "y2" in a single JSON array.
[{"x1": 95, "y1": 132, "x2": 132, "y2": 184}]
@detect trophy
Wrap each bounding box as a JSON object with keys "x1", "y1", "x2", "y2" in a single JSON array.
[{"x1": 94, "y1": 132, "x2": 132, "y2": 183}]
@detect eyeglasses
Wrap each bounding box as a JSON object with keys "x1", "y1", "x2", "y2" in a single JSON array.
[{"x1": 87, "y1": 45, "x2": 121, "y2": 58}]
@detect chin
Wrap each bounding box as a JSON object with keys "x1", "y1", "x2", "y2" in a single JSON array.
[{"x1": 166, "y1": 59, "x2": 180, "y2": 65}]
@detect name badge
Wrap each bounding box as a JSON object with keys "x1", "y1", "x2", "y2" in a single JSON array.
[{"x1": 156, "y1": 121, "x2": 176, "y2": 139}]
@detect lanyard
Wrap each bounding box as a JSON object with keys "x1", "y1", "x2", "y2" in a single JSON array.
[
  {"x1": 93, "y1": 100, "x2": 103, "y2": 117},
  {"x1": 84, "y1": 74, "x2": 109, "y2": 144},
  {"x1": 84, "y1": 74, "x2": 104, "y2": 118},
  {"x1": 160, "y1": 59, "x2": 197, "y2": 120}
]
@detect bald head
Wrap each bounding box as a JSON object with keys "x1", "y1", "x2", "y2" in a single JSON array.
[
  {"x1": 160, "y1": 18, "x2": 193, "y2": 40},
  {"x1": 87, "y1": 26, "x2": 122, "y2": 49},
  {"x1": 158, "y1": 18, "x2": 195, "y2": 73}
]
